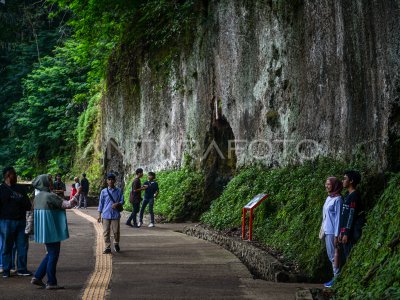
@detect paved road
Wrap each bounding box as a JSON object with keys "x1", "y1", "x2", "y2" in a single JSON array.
[
  {"x1": 0, "y1": 208, "x2": 318, "y2": 299},
  {"x1": 0, "y1": 211, "x2": 95, "y2": 300}
]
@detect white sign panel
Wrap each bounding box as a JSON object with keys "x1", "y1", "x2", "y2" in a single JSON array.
[{"x1": 244, "y1": 194, "x2": 267, "y2": 209}]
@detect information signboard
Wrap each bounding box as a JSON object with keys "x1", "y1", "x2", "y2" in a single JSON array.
[
  {"x1": 242, "y1": 194, "x2": 269, "y2": 241},
  {"x1": 244, "y1": 194, "x2": 268, "y2": 209}
]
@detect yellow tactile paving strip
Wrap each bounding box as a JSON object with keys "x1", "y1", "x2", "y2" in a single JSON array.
[{"x1": 73, "y1": 209, "x2": 112, "y2": 300}]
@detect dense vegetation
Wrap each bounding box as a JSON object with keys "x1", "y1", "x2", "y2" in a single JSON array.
[{"x1": 124, "y1": 168, "x2": 205, "y2": 222}]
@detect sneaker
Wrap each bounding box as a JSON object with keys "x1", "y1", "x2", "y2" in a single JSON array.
[
  {"x1": 17, "y1": 270, "x2": 33, "y2": 276},
  {"x1": 46, "y1": 284, "x2": 64, "y2": 290},
  {"x1": 2, "y1": 271, "x2": 10, "y2": 278},
  {"x1": 138, "y1": 222, "x2": 142, "y2": 227},
  {"x1": 125, "y1": 222, "x2": 133, "y2": 227},
  {"x1": 103, "y1": 248, "x2": 112, "y2": 254},
  {"x1": 31, "y1": 277, "x2": 46, "y2": 288},
  {"x1": 324, "y1": 278, "x2": 335, "y2": 288},
  {"x1": 114, "y1": 244, "x2": 120, "y2": 252},
  {"x1": 133, "y1": 223, "x2": 139, "y2": 228},
  {"x1": 148, "y1": 223, "x2": 155, "y2": 228},
  {"x1": 10, "y1": 269, "x2": 17, "y2": 274}
]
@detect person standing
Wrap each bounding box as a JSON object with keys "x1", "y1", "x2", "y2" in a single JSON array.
[
  {"x1": 0, "y1": 166, "x2": 32, "y2": 278},
  {"x1": 320, "y1": 176, "x2": 343, "y2": 288},
  {"x1": 73, "y1": 177, "x2": 80, "y2": 209},
  {"x1": 339, "y1": 170, "x2": 364, "y2": 263},
  {"x1": 126, "y1": 169, "x2": 144, "y2": 228},
  {"x1": 11, "y1": 208, "x2": 34, "y2": 273},
  {"x1": 97, "y1": 173, "x2": 124, "y2": 254},
  {"x1": 138, "y1": 172, "x2": 159, "y2": 228},
  {"x1": 53, "y1": 174, "x2": 66, "y2": 199},
  {"x1": 70, "y1": 184, "x2": 77, "y2": 200},
  {"x1": 79, "y1": 173, "x2": 90, "y2": 209},
  {"x1": 30, "y1": 174, "x2": 77, "y2": 289}
]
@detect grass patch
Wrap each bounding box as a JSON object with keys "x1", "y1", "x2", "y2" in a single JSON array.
[{"x1": 124, "y1": 168, "x2": 205, "y2": 222}]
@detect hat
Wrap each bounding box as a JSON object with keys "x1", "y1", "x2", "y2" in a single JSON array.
[{"x1": 107, "y1": 173, "x2": 116, "y2": 179}]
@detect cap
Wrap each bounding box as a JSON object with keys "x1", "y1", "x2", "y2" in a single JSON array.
[{"x1": 107, "y1": 173, "x2": 116, "y2": 179}]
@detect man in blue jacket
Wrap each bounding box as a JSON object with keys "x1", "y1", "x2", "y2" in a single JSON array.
[{"x1": 98, "y1": 173, "x2": 124, "y2": 254}]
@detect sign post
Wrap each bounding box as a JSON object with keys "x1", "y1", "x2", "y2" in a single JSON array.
[{"x1": 242, "y1": 194, "x2": 269, "y2": 241}]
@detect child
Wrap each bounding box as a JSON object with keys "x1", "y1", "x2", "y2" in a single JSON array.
[
  {"x1": 70, "y1": 183, "x2": 77, "y2": 200},
  {"x1": 138, "y1": 172, "x2": 159, "y2": 228}
]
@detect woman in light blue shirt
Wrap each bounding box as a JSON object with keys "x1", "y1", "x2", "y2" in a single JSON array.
[{"x1": 321, "y1": 176, "x2": 343, "y2": 288}]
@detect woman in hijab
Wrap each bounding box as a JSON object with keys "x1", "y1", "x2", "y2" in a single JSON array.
[
  {"x1": 30, "y1": 174, "x2": 77, "y2": 290},
  {"x1": 320, "y1": 176, "x2": 343, "y2": 288}
]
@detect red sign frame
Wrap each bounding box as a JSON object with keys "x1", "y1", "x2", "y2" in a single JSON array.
[{"x1": 242, "y1": 194, "x2": 269, "y2": 241}]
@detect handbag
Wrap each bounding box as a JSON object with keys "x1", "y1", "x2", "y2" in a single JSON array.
[
  {"x1": 319, "y1": 223, "x2": 325, "y2": 240},
  {"x1": 107, "y1": 189, "x2": 124, "y2": 212}
]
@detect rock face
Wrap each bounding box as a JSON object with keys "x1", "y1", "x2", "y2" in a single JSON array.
[{"x1": 101, "y1": 0, "x2": 400, "y2": 181}]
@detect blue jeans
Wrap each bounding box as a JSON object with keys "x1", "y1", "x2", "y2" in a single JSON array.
[
  {"x1": 139, "y1": 198, "x2": 154, "y2": 223},
  {"x1": 12, "y1": 235, "x2": 29, "y2": 270},
  {"x1": 127, "y1": 202, "x2": 140, "y2": 226},
  {"x1": 0, "y1": 219, "x2": 28, "y2": 272},
  {"x1": 35, "y1": 242, "x2": 61, "y2": 285},
  {"x1": 0, "y1": 231, "x2": 2, "y2": 268}
]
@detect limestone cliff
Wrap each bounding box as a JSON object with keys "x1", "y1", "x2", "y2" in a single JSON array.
[{"x1": 101, "y1": 0, "x2": 400, "y2": 185}]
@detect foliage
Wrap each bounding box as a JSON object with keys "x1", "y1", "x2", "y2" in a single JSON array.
[
  {"x1": 4, "y1": 40, "x2": 90, "y2": 178},
  {"x1": 0, "y1": 0, "x2": 68, "y2": 172},
  {"x1": 124, "y1": 168, "x2": 205, "y2": 222},
  {"x1": 76, "y1": 90, "x2": 101, "y2": 149},
  {"x1": 201, "y1": 158, "x2": 376, "y2": 278},
  {"x1": 334, "y1": 173, "x2": 400, "y2": 299}
]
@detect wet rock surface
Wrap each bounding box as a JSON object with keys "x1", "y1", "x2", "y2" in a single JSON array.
[{"x1": 102, "y1": 0, "x2": 400, "y2": 175}]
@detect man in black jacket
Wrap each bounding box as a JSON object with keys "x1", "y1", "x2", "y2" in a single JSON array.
[
  {"x1": 126, "y1": 168, "x2": 144, "y2": 228},
  {"x1": 79, "y1": 173, "x2": 90, "y2": 209},
  {"x1": 339, "y1": 170, "x2": 364, "y2": 263},
  {"x1": 0, "y1": 167, "x2": 32, "y2": 277}
]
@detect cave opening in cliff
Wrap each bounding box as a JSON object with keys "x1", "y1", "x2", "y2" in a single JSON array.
[
  {"x1": 104, "y1": 138, "x2": 125, "y2": 189},
  {"x1": 201, "y1": 115, "x2": 237, "y2": 211}
]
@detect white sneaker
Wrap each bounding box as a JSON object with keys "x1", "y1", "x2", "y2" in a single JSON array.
[
  {"x1": 148, "y1": 223, "x2": 155, "y2": 228},
  {"x1": 138, "y1": 222, "x2": 142, "y2": 227}
]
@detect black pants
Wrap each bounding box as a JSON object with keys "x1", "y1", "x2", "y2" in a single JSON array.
[{"x1": 126, "y1": 202, "x2": 140, "y2": 226}]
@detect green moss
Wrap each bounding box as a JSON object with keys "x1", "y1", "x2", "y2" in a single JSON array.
[
  {"x1": 124, "y1": 167, "x2": 205, "y2": 222},
  {"x1": 77, "y1": 91, "x2": 101, "y2": 149},
  {"x1": 201, "y1": 158, "x2": 376, "y2": 279},
  {"x1": 334, "y1": 173, "x2": 400, "y2": 299}
]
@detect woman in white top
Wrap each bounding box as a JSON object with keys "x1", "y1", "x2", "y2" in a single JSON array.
[{"x1": 321, "y1": 176, "x2": 343, "y2": 288}]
